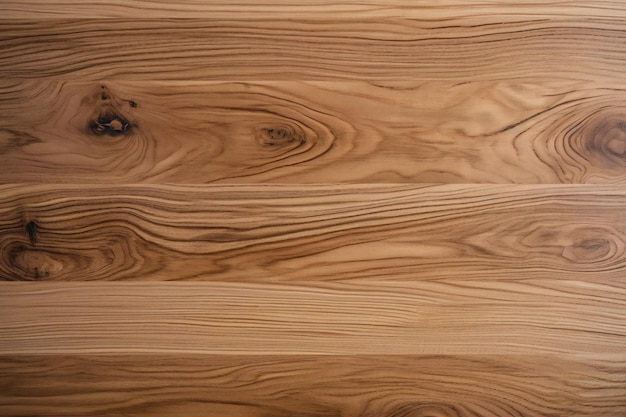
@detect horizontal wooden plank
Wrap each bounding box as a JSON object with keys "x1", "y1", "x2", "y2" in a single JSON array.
[
  {"x1": 2, "y1": 80, "x2": 626, "y2": 183},
  {"x1": 0, "y1": 281, "x2": 625, "y2": 355},
  {"x1": 3, "y1": 1, "x2": 626, "y2": 20},
  {"x1": 1, "y1": 354, "x2": 624, "y2": 416},
  {"x1": 2, "y1": 18, "x2": 626, "y2": 81},
  {"x1": 2, "y1": 184, "x2": 626, "y2": 282}
]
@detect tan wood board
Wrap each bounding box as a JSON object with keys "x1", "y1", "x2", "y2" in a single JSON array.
[
  {"x1": 2, "y1": 81, "x2": 626, "y2": 183},
  {"x1": 1, "y1": 354, "x2": 624, "y2": 416},
  {"x1": 2, "y1": 184, "x2": 626, "y2": 282}
]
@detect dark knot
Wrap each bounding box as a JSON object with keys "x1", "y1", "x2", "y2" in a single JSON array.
[{"x1": 90, "y1": 112, "x2": 131, "y2": 137}]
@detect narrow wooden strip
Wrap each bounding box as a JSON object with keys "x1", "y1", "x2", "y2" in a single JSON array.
[
  {"x1": 0, "y1": 281, "x2": 624, "y2": 355},
  {"x1": 1, "y1": 354, "x2": 625, "y2": 416},
  {"x1": 2, "y1": 18, "x2": 626, "y2": 81},
  {"x1": 2, "y1": 80, "x2": 626, "y2": 183},
  {"x1": 2, "y1": 184, "x2": 626, "y2": 283},
  {"x1": 4, "y1": 1, "x2": 626, "y2": 20}
]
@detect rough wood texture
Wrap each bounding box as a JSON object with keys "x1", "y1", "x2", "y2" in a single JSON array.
[
  {"x1": 2, "y1": 184, "x2": 626, "y2": 282},
  {"x1": 2, "y1": 18, "x2": 626, "y2": 82},
  {"x1": 2, "y1": 80, "x2": 626, "y2": 183},
  {"x1": 1, "y1": 355, "x2": 625, "y2": 417},
  {"x1": 2, "y1": 1, "x2": 626, "y2": 415}
]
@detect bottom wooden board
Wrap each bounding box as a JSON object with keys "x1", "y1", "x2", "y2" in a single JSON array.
[{"x1": 1, "y1": 354, "x2": 624, "y2": 416}]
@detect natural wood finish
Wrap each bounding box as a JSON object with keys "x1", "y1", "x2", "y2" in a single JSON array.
[
  {"x1": 2, "y1": 18, "x2": 626, "y2": 82},
  {"x1": 4, "y1": 1, "x2": 626, "y2": 20},
  {"x1": 2, "y1": 80, "x2": 626, "y2": 183},
  {"x1": 1, "y1": 354, "x2": 625, "y2": 416},
  {"x1": 2, "y1": 1, "x2": 626, "y2": 415},
  {"x1": 1, "y1": 281, "x2": 625, "y2": 355},
  {"x1": 2, "y1": 184, "x2": 626, "y2": 282}
]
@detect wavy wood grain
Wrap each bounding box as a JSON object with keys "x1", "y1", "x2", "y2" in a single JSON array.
[
  {"x1": 1, "y1": 281, "x2": 625, "y2": 355},
  {"x1": 2, "y1": 2, "x2": 626, "y2": 414},
  {"x1": 1, "y1": 354, "x2": 625, "y2": 416},
  {"x1": 2, "y1": 18, "x2": 626, "y2": 81},
  {"x1": 4, "y1": 1, "x2": 626, "y2": 20},
  {"x1": 3, "y1": 80, "x2": 626, "y2": 183},
  {"x1": 2, "y1": 184, "x2": 626, "y2": 282}
]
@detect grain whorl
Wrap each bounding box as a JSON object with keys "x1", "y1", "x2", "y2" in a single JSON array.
[{"x1": 568, "y1": 111, "x2": 626, "y2": 170}]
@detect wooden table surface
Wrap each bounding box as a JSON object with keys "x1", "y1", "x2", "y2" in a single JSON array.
[{"x1": 1, "y1": 2, "x2": 625, "y2": 416}]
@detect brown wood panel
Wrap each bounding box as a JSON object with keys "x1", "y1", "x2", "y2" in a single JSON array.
[
  {"x1": 2, "y1": 18, "x2": 626, "y2": 82},
  {"x1": 1, "y1": 354, "x2": 624, "y2": 416},
  {"x1": 2, "y1": 184, "x2": 626, "y2": 282},
  {"x1": 1, "y1": 2, "x2": 625, "y2": 415},
  {"x1": 0, "y1": 281, "x2": 625, "y2": 355},
  {"x1": 2, "y1": 80, "x2": 626, "y2": 183},
  {"x1": 3, "y1": 1, "x2": 626, "y2": 20}
]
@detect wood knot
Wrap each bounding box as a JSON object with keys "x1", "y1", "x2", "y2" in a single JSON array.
[
  {"x1": 5, "y1": 242, "x2": 61, "y2": 281},
  {"x1": 560, "y1": 227, "x2": 619, "y2": 263},
  {"x1": 90, "y1": 111, "x2": 131, "y2": 137},
  {"x1": 574, "y1": 114, "x2": 626, "y2": 168},
  {"x1": 256, "y1": 124, "x2": 305, "y2": 148},
  {"x1": 86, "y1": 85, "x2": 136, "y2": 137},
  {"x1": 571, "y1": 238, "x2": 611, "y2": 261}
]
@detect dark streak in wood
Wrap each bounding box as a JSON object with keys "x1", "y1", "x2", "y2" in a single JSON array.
[{"x1": 25, "y1": 221, "x2": 37, "y2": 245}]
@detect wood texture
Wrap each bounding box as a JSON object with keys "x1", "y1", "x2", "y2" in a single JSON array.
[
  {"x1": 1, "y1": 281, "x2": 625, "y2": 355},
  {"x1": 2, "y1": 1, "x2": 626, "y2": 415},
  {"x1": 2, "y1": 80, "x2": 626, "y2": 183},
  {"x1": 2, "y1": 184, "x2": 626, "y2": 282},
  {"x1": 1, "y1": 355, "x2": 625, "y2": 417},
  {"x1": 5, "y1": 1, "x2": 626, "y2": 20},
  {"x1": 2, "y1": 18, "x2": 626, "y2": 82}
]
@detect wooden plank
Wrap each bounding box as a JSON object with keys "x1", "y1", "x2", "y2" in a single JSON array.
[
  {"x1": 1, "y1": 354, "x2": 625, "y2": 416},
  {"x1": 2, "y1": 80, "x2": 626, "y2": 183},
  {"x1": 0, "y1": 281, "x2": 625, "y2": 355},
  {"x1": 2, "y1": 184, "x2": 626, "y2": 282},
  {"x1": 2, "y1": 18, "x2": 626, "y2": 82},
  {"x1": 4, "y1": 1, "x2": 626, "y2": 20}
]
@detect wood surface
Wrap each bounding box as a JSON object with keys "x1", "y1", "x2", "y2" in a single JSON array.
[
  {"x1": 1, "y1": 355, "x2": 625, "y2": 417},
  {"x1": 2, "y1": 184, "x2": 626, "y2": 282},
  {"x1": 1, "y1": 281, "x2": 626, "y2": 355},
  {"x1": 1, "y1": 1, "x2": 626, "y2": 416},
  {"x1": 2, "y1": 18, "x2": 626, "y2": 82},
  {"x1": 2, "y1": 80, "x2": 626, "y2": 183},
  {"x1": 3, "y1": 1, "x2": 626, "y2": 20}
]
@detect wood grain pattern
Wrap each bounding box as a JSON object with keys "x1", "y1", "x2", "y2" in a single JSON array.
[
  {"x1": 5, "y1": 0, "x2": 626, "y2": 20},
  {"x1": 2, "y1": 1, "x2": 626, "y2": 415},
  {"x1": 2, "y1": 18, "x2": 626, "y2": 82},
  {"x1": 1, "y1": 354, "x2": 625, "y2": 416},
  {"x1": 1, "y1": 281, "x2": 625, "y2": 355},
  {"x1": 2, "y1": 184, "x2": 626, "y2": 282},
  {"x1": 3, "y1": 80, "x2": 626, "y2": 183}
]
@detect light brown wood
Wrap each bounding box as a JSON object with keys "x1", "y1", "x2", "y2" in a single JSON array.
[
  {"x1": 1, "y1": 354, "x2": 624, "y2": 417},
  {"x1": 2, "y1": 18, "x2": 626, "y2": 82},
  {"x1": 4, "y1": 0, "x2": 626, "y2": 20},
  {"x1": 1, "y1": 281, "x2": 625, "y2": 355},
  {"x1": 2, "y1": 80, "x2": 626, "y2": 183},
  {"x1": 2, "y1": 2, "x2": 626, "y2": 415},
  {"x1": 2, "y1": 184, "x2": 626, "y2": 282}
]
